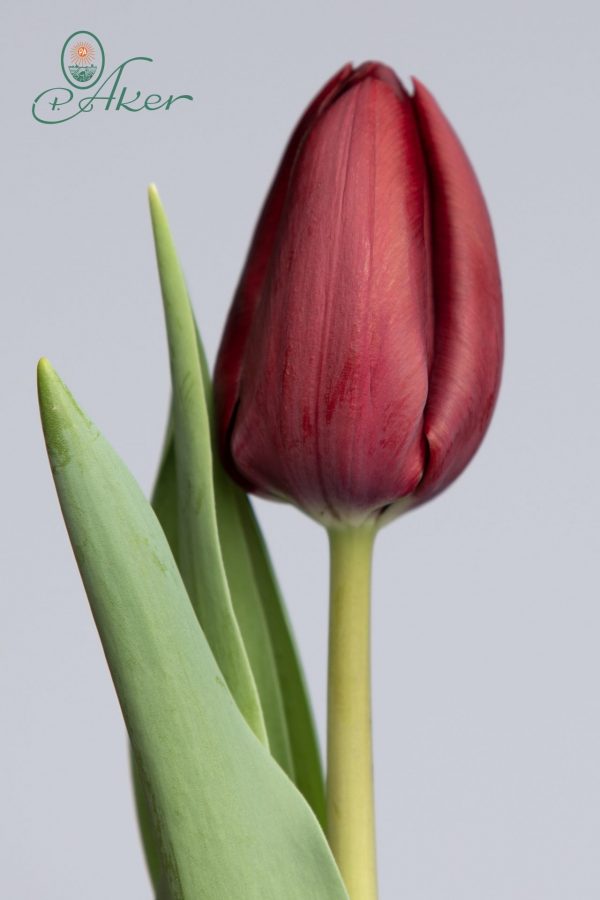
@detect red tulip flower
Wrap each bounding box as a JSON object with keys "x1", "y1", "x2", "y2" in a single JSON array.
[{"x1": 215, "y1": 62, "x2": 503, "y2": 526}]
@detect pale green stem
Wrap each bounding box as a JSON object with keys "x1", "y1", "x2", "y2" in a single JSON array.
[{"x1": 327, "y1": 523, "x2": 378, "y2": 900}]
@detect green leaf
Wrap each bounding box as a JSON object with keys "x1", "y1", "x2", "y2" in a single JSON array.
[
  {"x1": 151, "y1": 416, "x2": 179, "y2": 561},
  {"x1": 234, "y1": 491, "x2": 327, "y2": 828},
  {"x1": 130, "y1": 418, "x2": 177, "y2": 896},
  {"x1": 130, "y1": 748, "x2": 161, "y2": 891},
  {"x1": 148, "y1": 185, "x2": 267, "y2": 747},
  {"x1": 148, "y1": 186, "x2": 325, "y2": 824},
  {"x1": 212, "y1": 465, "x2": 296, "y2": 773},
  {"x1": 37, "y1": 358, "x2": 348, "y2": 900}
]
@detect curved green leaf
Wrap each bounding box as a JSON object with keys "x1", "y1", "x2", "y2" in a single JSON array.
[
  {"x1": 130, "y1": 417, "x2": 177, "y2": 896},
  {"x1": 235, "y1": 491, "x2": 327, "y2": 828},
  {"x1": 151, "y1": 416, "x2": 179, "y2": 561},
  {"x1": 130, "y1": 747, "x2": 162, "y2": 891},
  {"x1": 212, "y1": 471, "x2": 295, "y2": 775},
  {"x1": 147, "y1": 187, "x2": 325, "y2": 822},
  {"x1": 148, "y1": 185, "x2": 267, "y2": 747},
  {"x1": 37, "y1": 358, "x2": 348, "y2": 900}
]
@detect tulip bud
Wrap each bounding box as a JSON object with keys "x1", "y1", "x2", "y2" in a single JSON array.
[{"x1": 215, "y1": 62, "x2": 503, "y2": 526}]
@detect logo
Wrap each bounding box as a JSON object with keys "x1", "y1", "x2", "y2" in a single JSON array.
[
  {"x1": 33, "y1": 31, "x2": 193, "y2": 124},
  {"x1": 61, "y1": 31, "x2": 105, "y2": 88}
]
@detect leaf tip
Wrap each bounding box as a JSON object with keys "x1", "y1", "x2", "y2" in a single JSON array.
[
  {"x1": 37, "y1": 357, "x2": 73, "y2": 467},
  {"x1": 37, "y1": 354, "x2": 53, "y2": 379},
  {"x1": 148, "y1": 183, "x2": 163, "y2": 220},
  {"x1": 37, "y1": 356, "x2": 57, "y2": 409}
]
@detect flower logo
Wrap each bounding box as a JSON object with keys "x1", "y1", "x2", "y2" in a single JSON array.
[{"x1": 61, "y1": 31, "x2": 105, "y2": 89}]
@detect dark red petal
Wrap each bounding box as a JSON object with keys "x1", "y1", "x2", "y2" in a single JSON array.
[
  {"x1": 214, "y1": 64, "x2": 353, "y2": 481},
  {"x1": 231, "y1": 75, "x2": 432, "y2": 521},
  {"x1": 412, "y1": 79, "x2": 503, "y2": 501},
  {"x1": 342, "y1": 61, "x2": 407, "y2": 95}
]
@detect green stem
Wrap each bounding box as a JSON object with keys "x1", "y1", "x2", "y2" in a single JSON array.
[{"x1": 327, "y1": 523, "x2": 378, "y2": 900}]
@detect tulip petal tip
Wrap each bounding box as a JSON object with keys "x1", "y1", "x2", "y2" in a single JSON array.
[{"x1": 408, "y1": 75, "x2": 423, "y2": 96}]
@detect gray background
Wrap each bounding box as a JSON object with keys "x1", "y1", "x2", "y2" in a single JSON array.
[{"x1": 1, "y1": 0, "x2": 598, "y2": 897}]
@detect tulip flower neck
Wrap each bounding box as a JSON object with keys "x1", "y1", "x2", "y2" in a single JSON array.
[{"x1": 326, "y1": 523, "x2": 378, "y2": 900}]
